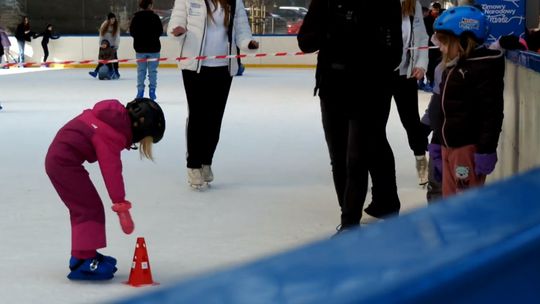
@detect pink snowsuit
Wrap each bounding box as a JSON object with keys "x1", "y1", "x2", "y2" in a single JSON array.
[{"x1": 45, "y1": 100, "x2": 132, "y2": 252}]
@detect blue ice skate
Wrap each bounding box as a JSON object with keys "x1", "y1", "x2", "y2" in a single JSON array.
[
  {"x1": 96, "y1": 252, "x2": 117, "y2": 267},
  {"x1": 67, "y1": 256, "x2": 117, "y2": 281}
]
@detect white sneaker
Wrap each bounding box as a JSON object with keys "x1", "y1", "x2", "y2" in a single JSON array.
[
  {"x1": 416, "y1": 155, "x2": 428, "y2": 186},
  {"x1": 360, "y1": 211, "x2": 382, "y2": 225},
  {"x1": 201, "y1": 165, "x2": 214, "y2": 183},
  {"x1": 187, "y1": 168, "x2": 204, "y2": 189}
]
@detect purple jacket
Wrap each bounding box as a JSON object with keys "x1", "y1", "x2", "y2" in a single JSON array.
[
  {"x1": 49, "y1": 99, "x2": 132, "y2": 203},
  {"x1": 0, "y1": 27, "x2": 11, "y2": 48}
]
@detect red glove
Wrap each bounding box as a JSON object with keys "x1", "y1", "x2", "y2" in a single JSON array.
[{"x1": 111, "y1": 201, "x2": 134, "y2": 234}]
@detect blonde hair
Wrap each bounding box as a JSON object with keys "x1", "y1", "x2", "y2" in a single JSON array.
[
  {"x1": 435, "y1": 31, "x2": 478, "y2": 63},
  {"x1": 138, "y1": 136, "x2": 154, "y2": 160},
  {"x1": 402, "y1": 0, "x2": 416, "y2": 17}
]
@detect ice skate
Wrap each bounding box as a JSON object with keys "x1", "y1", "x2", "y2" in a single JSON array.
[
  {"x1": 201, "y1": 165, "x2": 214, "y2": 183},
  {"x1": 416, "y1": 155, "x2": 429, "y2": 187},
  {"x1": 187, "y1": 168, "x2": 205, "y2": 189},
  {"x1": 96, "y1": 252, "x2": 117, "y2": 267},
  {"x1": 360, "y1": 211, "x2": 382, "y2": 225},
  {"x1": 67, "y1": 255, "x2": 117, "y2": 281}
]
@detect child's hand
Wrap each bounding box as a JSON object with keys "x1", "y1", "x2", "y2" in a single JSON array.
[{"x1": 112, "y1": 201, "x2": 135, "y2": 234}]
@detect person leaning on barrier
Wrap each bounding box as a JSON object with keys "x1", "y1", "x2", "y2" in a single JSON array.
[
  {"x1": 298, "y1": 0, "x2": 403, "y2": 234},
  {"x1": 428, "y1": 6, "x2": 505, "y2": 197}
]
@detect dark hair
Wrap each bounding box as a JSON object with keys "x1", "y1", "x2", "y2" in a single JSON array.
[
  {"x1": 139, "y1": 0, "x2": 153, "y2": 9},
  {"x1": 101, "y1": 39, "x2": 111, "y2": 47},
  {"x1": 432, "y1": 2, "x2": 442, "y2": 9},
  {"x1": 107, "y1": 12, "x2": 116, "y2": 20}
]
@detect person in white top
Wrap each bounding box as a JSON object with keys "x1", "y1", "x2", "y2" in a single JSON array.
[
  {"x1": 168, "y1": 0, "x2": 259, "y2": 189},
  {"x1": 371, "y1": 0, "x2": 430, "y2": 195}
]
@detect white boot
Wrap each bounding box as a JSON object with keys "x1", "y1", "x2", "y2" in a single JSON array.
[
  {"x1": 201, "y1": 165, "x2": 214, "y2": 183},
  {"x1": 187, "y1": 168, "x2": 204, "y2": 189},
  {"x1": 416, "y1": 155, "x2": 428, "y2": 186}
]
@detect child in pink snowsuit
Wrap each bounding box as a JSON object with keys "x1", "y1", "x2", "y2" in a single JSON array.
[{"x1": 45, "y1": 98, "x2": 165, "y2": 280}]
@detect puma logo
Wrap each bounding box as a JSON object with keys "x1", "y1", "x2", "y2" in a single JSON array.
[{"x1": 458, "y1": 69, "x2": 468, "y2": 79}]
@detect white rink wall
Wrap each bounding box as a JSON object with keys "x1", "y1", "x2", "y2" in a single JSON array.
[
  {"x1": 5, "y1": 35, "x2": 317, "y2": 66},
  {"x1": 491, "y1": 56, "x2": 540, "y2": 181}
]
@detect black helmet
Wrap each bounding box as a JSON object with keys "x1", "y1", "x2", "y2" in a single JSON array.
[{"x1": 126, "y1": 98, "x2": 165, "y2": 144}]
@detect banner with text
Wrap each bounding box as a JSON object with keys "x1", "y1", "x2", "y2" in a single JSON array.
[{"x1": 476, "y1": 0, "x2": 527, "y2": 43}]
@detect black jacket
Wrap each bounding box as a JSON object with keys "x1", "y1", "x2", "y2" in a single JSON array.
[
  {"x1": 129, "y1": 10, "x2": 163, "y2": 53},
  {"x1": 431, "y1": 47, "x2": 505, "y2": 154},
  {"x1": 34, "y1": 30, "x2": 60, "y2": 45},
  {"x1": 297, "y1": 0, "x2": 402, "y2": 102},
  {"x1": 15, "y1": 24, "x2": 33, "y2": 42}
]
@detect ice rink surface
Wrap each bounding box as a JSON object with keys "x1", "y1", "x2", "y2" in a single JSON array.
[{"x1": 0, "y1": 67, "x2": 430, "y2": 303}]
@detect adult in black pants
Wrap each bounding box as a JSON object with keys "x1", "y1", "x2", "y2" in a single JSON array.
[
  {"x1": 370, "y1": 0, "x2": 430, "y2": 194},
  {"x1": 34, "y1": 24, "x2": 60, "y2": 64},
  {"x1": 168, "y1": 0, "x2": 259, "y2": 188},
  {"x1": 298, "y1": 0, "x2": 403, "y2": 233}
]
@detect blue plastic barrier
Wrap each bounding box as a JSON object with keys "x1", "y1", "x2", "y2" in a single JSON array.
[
  {"x1": 115, "y1": 168, "x2": 540, "y2": 304},
  {"x1": 507, "y1": 50, "x2": 540, "y2": 73}
]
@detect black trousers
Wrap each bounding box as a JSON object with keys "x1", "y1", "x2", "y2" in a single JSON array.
[
  {"x1": 426, "y1": 48, "x2": 441, "y2": 84},
  {"x1": 391, "y1": 72, "x2": 428, "y2": 156},
  {"x1": 42, "y1": 42, "x2": 49, "y2": 62},
  {"x1": 182, "y1": 66, "x2": 232, "y2": 168},
  {"x1": 320, "y1": 91, "x2": 400, "y2": 227}
]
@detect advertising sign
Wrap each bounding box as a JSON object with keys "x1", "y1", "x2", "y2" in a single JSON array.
[{"x1": 476, "y1": 0, "x2": 527, "y2": 43}]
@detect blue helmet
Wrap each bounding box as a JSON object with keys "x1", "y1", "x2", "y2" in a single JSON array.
[{"x1": 434, "y1": 6, "x2": 489, "y2": 42}]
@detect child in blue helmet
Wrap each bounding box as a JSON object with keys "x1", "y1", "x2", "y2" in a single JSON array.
[{"x1": 428, "y1": 5, "x2": 505, "y2": 197}]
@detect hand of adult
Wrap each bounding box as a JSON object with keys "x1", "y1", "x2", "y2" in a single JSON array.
[
  {"x1": 248, "y1": 40, "x2": 259, "y2": 50},
  {"x1": 172, "y1": 26, "x2": 187, "y2": 37},
  {"x1": 411, "y1": 67, "x2": 425, "y2": 80}
]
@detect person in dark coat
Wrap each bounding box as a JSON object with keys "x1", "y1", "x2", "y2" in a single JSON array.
[
  {"x1": 15, "y1": 16, "x2": 33, "y2": 64},
  {"x1": 428, "y1": 6, "x2": 505, "y2": 197},
  {"x1": 298, "y1": 0, "x2": 403, "y2": 234},
  {"x1": 129, "y1": 0, "x2": 164, "y2": 100}
]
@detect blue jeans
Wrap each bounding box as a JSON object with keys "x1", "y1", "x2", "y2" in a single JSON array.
[
  {"x1": 17, "y1": 40, "x2": 25, "y2": 63},
  {"x1": 136, "y1": 53, "x2": 160, "y2": 91}
]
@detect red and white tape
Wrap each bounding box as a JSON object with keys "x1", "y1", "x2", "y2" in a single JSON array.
[
  {"x1": 0, "y1": 51, "x2": 311, "y2": 68},
  {"x1": 0, "y1": 46, "x2": 439, "y2": 68}
]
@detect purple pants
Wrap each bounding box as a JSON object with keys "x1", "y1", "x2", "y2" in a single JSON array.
[{"x1": 45, "y1": 142, "x2": 106, "y2": 252}]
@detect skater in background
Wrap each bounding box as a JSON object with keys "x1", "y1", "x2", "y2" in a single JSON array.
[
  {"x1": 421, "y1": 2, "x2": 442, "y2": 92},
  {"x1": 168, "y1": 0, "x2": 259, "y2": 189},
  {"x1": 429, "y1": 6, "x2": 504, "y2": 197},
  {"x1": 0, "y1": 16, "x2": 15, "y2": 66},
  {"x1": 129, "y1": 0, "x2": 164, "y2": 100},
  {"x1": 45, "y1": 98, "x2": 165, "y2": 280},
  {"x1": 98, "y1": 13, "x2": 121, "y2": 78},
  {"x1": 88, "y1": 39, "x2": 116, "y2": 79},
  {"x1": 34, "y1": 24, "x2": 60, "y2": 64},
  {"x1": 15, "y1": 16, "x2": 33, "y2": 64},
  {"x1": 298, "y1": 0, "x2": 403, "y2": 234}
]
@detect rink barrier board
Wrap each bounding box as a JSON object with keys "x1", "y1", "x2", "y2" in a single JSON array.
[
  {"x1": 114, "y1": 168, "x2": 540, "y2": 304},
  {"x1": 490, "y1": 51, "x2": 540, "y2": 182}
]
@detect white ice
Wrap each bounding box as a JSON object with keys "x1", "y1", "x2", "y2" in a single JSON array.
[{"x1": 0, "y1": 67, "x2": 430, "y2": 303}]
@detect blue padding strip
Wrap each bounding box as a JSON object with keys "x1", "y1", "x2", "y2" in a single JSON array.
[{"x1": 114, "y1": 168, "x2": 540, "y2": 304}]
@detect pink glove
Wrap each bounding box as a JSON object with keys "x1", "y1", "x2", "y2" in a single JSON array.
[{"x1": 111, "y1": 201, "x2": 134, "y2": 234}]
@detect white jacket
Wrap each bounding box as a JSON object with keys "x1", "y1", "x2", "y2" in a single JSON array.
[
  {"x1": 399, "y1": 0, "x2": 429, "y2": 77},
  {"x1": 167, "y1": 0, "x2": 254, "y2": 75}
]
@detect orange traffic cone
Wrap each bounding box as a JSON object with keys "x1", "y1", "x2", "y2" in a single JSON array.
[{"x1": 125, "y1": 237, "x2": 159, "y2": 287}]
